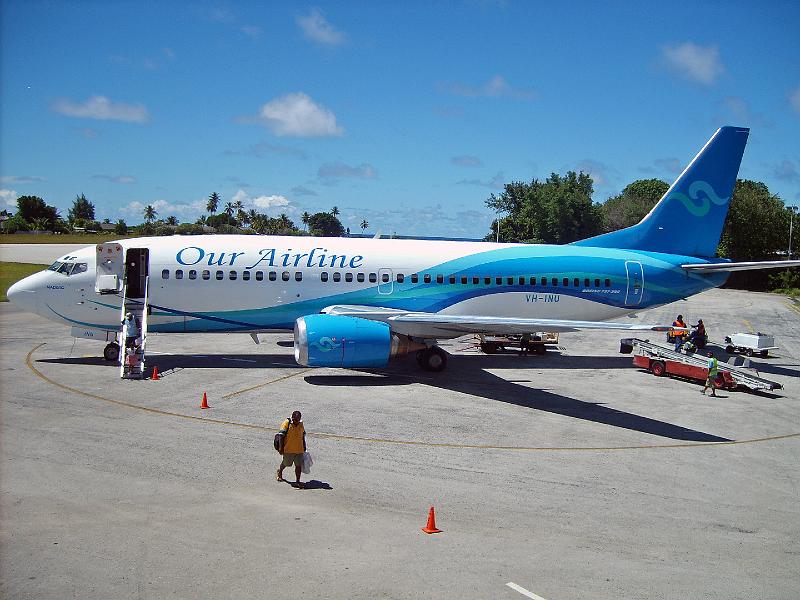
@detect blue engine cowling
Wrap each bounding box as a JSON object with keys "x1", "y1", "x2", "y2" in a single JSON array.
[{"x1": 294, "y1": 314, "x2": 392, "y2": 368}]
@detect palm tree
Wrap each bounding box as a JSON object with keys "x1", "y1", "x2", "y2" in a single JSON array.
[
  {"x1": 360, "y1": 219, "x2": 369, "y2": 234},
  {"x1": 207, "y1": 192, "x2": 219, "y2": 215},
  {"x1": 166, "y1": 215, "x2": 178, "y2": 226},
  {"x1": 301, "y1": 211, "x2": 310, "y2": 231},
  {"x1": 331, "y1": 206, "x2": 340, "y2": 217},
  {"x1": 247, "y1": 209, "x2": 258, "y2": 226},
  {"x1": 237, "y1": 209, "x2": 248, "y2": 226},
  {"x1": 144, "y1": 205, "x2": 157, "y2": 223},
  {"x1": 278, "y1": 213, "x2": 292, "y2": 230},
  {"x1": 224, "y1": 202, "x2": 234, "y2": 217}
]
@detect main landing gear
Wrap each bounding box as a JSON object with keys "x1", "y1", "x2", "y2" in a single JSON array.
[
  {"x1": 104, "y1": 342, "x2": 120, "y2": 362},
  {"x1": 416, "y1": 346, "x2": 448, "y2": 372}
]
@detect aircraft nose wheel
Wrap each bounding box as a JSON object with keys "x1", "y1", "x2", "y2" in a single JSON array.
[
  {"x1": 104, "y1": 342, "x2": 120, "y2": 362},
  {"x1": 416, "y1": 346, "x2": 448, "y2": 372}
]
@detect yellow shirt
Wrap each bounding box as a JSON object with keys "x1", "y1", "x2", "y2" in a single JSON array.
[{"x1": 281, "y1": 419, "x2": 305, "y2": 454}]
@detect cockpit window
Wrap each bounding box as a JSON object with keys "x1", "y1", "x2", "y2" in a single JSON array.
[{"x1": 48, "y1": 261, "x2": 87, "y2": 276}]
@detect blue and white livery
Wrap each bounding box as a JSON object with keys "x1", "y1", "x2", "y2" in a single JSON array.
[{"x1": 9, "y1": 126, "x2": 797, "y2": 372}]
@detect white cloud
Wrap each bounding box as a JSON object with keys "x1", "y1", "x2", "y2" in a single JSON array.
[
  {"x1": 318, "y1": 161, "x2": 377, "y2": 181},
  {"x1": 790, "y1": 87, "x2": 800, "y2": 114},
  {"x1": 1, "y1": 175, "x2": 46, "y2": 184},
  {"x1": 297, "y1": 8, "x2": 347, "y2": 46},
  {"x1": 121, "y1": 198, "x2": 205, "y2": 218},
  {"x1": 661, "y1": 42, "x2": 724, "y2": 85},
  {"x1": 52, "y1": 95, "x2": 150, "y2": 123},
  {"x1": 441, "y1": 75, "x2": 536, "y2": 100},
  {"x1": 1, "y1": 188, "x2": 18, "y2": 207},
  {"x1": 92, "y1": 174, "x2": 136, "y2": 184},
  {"x1": 252, "y1": 195, "x2": 290, "y2": 210},
  {"x1": 230, "y1": 189, "x2": 294, "y2": 215},
  {"x1": 256, "y1": 93, "x2": 343, "y2": 137},
  {"x1": 451, "y1": 155, "x2": 483, "y2": 167}
]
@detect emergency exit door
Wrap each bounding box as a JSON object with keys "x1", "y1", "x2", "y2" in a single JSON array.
[{"x1": 624, "y1": 261, "x2": 644, "y2": 306}]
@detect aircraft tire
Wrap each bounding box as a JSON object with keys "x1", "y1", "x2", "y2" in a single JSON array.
[
  {"x1": 104, "y1": 342, "x2": 120, "y2": 362},
  {"x1": 419, "y1": 347, "x2": 447, "y2": 372}
]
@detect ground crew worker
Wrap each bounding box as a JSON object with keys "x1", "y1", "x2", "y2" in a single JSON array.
[
  {"x1": 671, "y1": 314, "x2": 688, "y2": 350},
  {"x1": 276, "y1": 410, "x2": 306, "y2": 488},
  {"x1": 122, "y1": 312, "x2": 139, "y2": 349},
  {"x1": 702, "y1": 352, "x2": 719, "y2": 397}
]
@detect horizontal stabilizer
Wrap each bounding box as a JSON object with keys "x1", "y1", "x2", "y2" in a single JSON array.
[{"x1": 681, "y1": 260, "x2": 800, "y2": 273}]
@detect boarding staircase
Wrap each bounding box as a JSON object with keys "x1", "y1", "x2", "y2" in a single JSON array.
[
  {"x1": 622, "y1": 338, "x2": 782, "y2": 392},
  {"x1": 120, "y1": 277, "x2": 149, "y2": 379}
]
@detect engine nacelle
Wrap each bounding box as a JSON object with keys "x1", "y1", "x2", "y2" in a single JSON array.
[{"x1": 294, "y1": 314, "x2": 425, "y2": 368}]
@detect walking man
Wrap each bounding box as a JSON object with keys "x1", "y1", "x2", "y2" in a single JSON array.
[
  {"x1": 276, "y1": 411, "x2": 306, "y2": 488},
  {"x1": 702, "y1": 352, "x2": 719, "y2": 397},
  {"x1": 122, "y1": 312, "x2": 139, "y2": 349}
]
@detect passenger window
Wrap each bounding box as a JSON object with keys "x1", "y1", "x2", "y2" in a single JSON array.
[
  {"x1": 436, "y1": 275, "x2": 443, "y2": 284},
  {"x1": 552, "y1": 278, "x2": 558, "y2": 286},
  {"x1": 449, "y1": 275, "x2": 456, "y2": 284},
  {"x1": 242, "y1": 270, "x2": 250, "y2": 281},
  {"x1": 396, "y1": 273, "x2": 404, "y2": 283},
  {"x1": 507, "y1": 277, "x2": 514, "y2": 285},
  {"x1": 189, "y1": 270, "x2": 197, "y2": 280},
  {"x1": 229, "y1": 271, "x2": 237, "y2": 280},
  {"x1": 529, "y1": 277, "x2": 536, "y2": 285},
  {"x1": 473, "y1": 276, "x2": 480, "y2": 285},
  {"x1": 519, "y1": 276, "x2": 525, "y2": 285},
  {"x1": 605, "y1": 278, "x2": 611, "y2": 287},
  {"x1": 424, "y1": 274, "x2": 432, "y2": 284},
  {"x1": 411, "y1": 274, "x2": 419, "y2": 284},
  {"x1": 321, "y1": 272, "x2": 329, "y2": 282},
  {"x1": 345, "y1": 273, "x2": 353, "y2": 282},
  {"x1": 175, "y1": 270, "x2": 183, "y2": 280},
  {"x1": 162, "y1": 269, "x2": 170, "y2": 280},
  {"x1": 461, "y1": 276, "x2": 468, "y2": 284},
  {"x1": 382, "y1": 273, "x2": 390, "y2": 283},
  {"x1": 216, "y1": 271, "x2": 223, "y2": 280},
  {"x1": 256, "y1": 271, "x2": 264, "y2": 281},
  {"x1": 357, "y1": 273, "x2": 365, "y2": 282},
  {"x1": 269, "y1": 271, "x2": 277, "y2": 281},
  {"x1": 295, "y1": 272, "x2": 302, "y2": 281},
  {"x1": 282, "y1": 272, "x2": 290, "y2": 281},
  {"x1": 333, "y1": 272, "x2": 341, "y2": 282},
  {"x1": 574, "y1": 278, "x2": 579, "y2": 287},
  {"x1": 496, "y1": 277, "x2": 502, "y2": 285},
  {"x1": 484, "y1": 277, "x2": 491, "y2": 285},
  {"x1": 584, "y1": 278, "x2": 590, "y2": 287},
  {"x1": 595, "y1": 278, "x2": 600, "y2": 287},
  {"x1": 563, "y1": 278, "x2": 569, "y2": 286},
  {"x1": 369, "y1": 273, "x2": 377, "y2": 283},
  {"x1": 202, "y1": 270, "x2": 210, "y2": 280},
  {"x1": 541, "y1": 277, "x2": 547, "y2": 286}
]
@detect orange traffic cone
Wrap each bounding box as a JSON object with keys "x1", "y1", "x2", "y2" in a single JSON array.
[
  {"x1": 200, "y1": 392, "x2": 210, "y2": 409},
  {"x1": 151, "y1": 365, "x2": 159, "y2": 380},
  {"x1": 421, "y1": 506, "x2": 442, "y2": 534}
]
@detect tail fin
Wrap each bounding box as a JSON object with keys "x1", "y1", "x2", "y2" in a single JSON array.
[{"x1": 574, "y1": 126, "x2": 749, "y2": 258}]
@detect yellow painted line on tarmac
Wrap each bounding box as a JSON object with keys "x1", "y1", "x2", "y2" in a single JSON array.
[
  {"x1": 786, "y1": 300, "x2": 800, "y2": 315},
  {"x1": 742, "y1": 318, "x2": 755, "y2": 333},
  {"x1": 222, "y1": 368, "x2": 313, "y2": 399},
  {"x1": 25, "y1": 343, "x2": 800, "y2": 452}
]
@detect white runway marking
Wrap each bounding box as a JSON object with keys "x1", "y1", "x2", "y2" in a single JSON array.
[{"x1": 506, "y1": 582, "x2": 549, "y2": 600}]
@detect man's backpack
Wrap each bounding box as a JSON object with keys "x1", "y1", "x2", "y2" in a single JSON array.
[{"x1": 273, "y1": 418, "x2": 290, "y2": 453}]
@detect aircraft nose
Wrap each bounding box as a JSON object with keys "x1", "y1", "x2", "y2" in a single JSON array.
[{"x1": 7, "y1": 276, "x2": 37, "y2": 309}]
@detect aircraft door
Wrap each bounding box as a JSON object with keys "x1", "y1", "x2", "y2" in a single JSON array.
[
  {"x1": 96, "y1": 242, "x2": 124, "y2": 293},
  {"x1": 125, "y1": 248, "x2": 150, "y2": 299},
  {"x1": 624, "y1": 261, "x2": 644, "y2": 306},
  {"x1": 377, "y1": 268, "x2": 393, "y2": 295}
]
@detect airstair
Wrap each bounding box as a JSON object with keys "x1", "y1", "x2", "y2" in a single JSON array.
[
  {"x1": 95, "y1": 243, "x2": 150, "y2": 379},
  {"x1": 621, "y1": 338, "x2": 782, "y2": 392}
]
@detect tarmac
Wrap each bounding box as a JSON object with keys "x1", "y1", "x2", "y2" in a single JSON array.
[{"x1": 1, "y1": 288, "x2": 799, "y2": 599}]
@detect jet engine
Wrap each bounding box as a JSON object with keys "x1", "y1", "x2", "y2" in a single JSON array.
[{"x1": 294, "y1": 314, "x2": 426, "y2": 368}]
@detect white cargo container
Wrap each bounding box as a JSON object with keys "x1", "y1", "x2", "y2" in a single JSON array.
[{"x1": 725, "y1": 333, "x2": 777, "y2": 357}]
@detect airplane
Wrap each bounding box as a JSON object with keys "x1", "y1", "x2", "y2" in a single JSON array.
[{"x1": 8, "y1": 125, "x2": 800, "y2": 376}]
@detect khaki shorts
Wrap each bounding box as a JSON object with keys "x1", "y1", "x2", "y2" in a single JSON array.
[{"x1": 281, "y1": 453, "x2": 303, "y2": 468}]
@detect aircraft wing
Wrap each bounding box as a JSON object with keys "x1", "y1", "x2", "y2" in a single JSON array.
[
  {"x1": 681, "y1": 259, "x2": 800, "y2": 272},
  {"x1": 321, "y1": 305, "x2": 676, "y2": 338}
]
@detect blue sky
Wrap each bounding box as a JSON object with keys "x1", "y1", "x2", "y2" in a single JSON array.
[{"x1": 1, "y1": 1, "x2": 798, "y2": 238}]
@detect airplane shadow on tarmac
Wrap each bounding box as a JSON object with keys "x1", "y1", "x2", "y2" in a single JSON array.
[
  {"x1": 305, "y1": 353, "x2": 732, "y2": 443},
  {"x1": 38, "y1": 351, "x2": 731, "y2": 442}
]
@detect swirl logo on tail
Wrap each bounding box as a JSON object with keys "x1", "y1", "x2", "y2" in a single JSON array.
[{"x1": 665, "y1": 180, "x2": 729, "y2": 217}]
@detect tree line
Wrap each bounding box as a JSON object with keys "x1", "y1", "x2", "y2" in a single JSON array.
[{"x1": 484, "y1": 173, "x2": 798, "y2": 291}]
